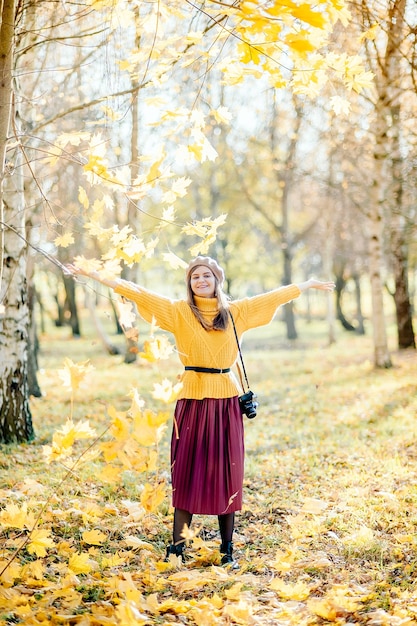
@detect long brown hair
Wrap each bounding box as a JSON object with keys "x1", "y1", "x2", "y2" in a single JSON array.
[{"x1": 186, "y1": 276, "x2": 230, "y2": 330}]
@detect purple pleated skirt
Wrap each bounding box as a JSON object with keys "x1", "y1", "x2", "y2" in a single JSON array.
[{"x1": 171, "y1": 397, "x2": 244, "y2": 515}]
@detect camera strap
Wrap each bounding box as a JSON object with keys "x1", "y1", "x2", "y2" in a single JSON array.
[{"x1": 229, "y1": 311, "x2": 250, "y2": 393}]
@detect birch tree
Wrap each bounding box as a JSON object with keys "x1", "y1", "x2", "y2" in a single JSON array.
[
  {"x1": 354, "y1": 0, "x2": 416, "y2": 365},
  {"x1": 0, "y1": 0, "x2": 34, "y2": 442}
]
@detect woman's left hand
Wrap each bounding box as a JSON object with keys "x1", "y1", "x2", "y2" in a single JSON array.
[
  {"x1": 308, "y1": 279, "x2": 336, "y2": 291},
  {"x1": 298, "y1": 279, "x2": 336, "y2": 292}
]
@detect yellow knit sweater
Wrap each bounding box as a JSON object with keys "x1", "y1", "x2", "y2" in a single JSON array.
[{"x1": 114, "y1": 281, "x2": 301, "y2": 400}]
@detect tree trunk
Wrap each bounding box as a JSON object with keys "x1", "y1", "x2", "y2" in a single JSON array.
[
  {"x1": 335, "y1": 274, "x2": 356, "y2": 332},
  {"x1": 63, "y1": 274, "x2": 81, "y2": 337},
  {"x1": 352, "y1": 274, "x2": 365, "y2": 335},
  {"x1": 389, "y1": 101, "x2": 415, "y2": 349},
  {"x1": 0, "y1": 0, "x2": 34, "y2": 442},
  {"x1": 369, "y1": 112, "x2": 392, "y2": 368}
]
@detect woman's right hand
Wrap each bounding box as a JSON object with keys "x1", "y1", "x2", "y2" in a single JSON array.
[{"x1": 65, "y1": 263, "x2": 89, "y2": 277}]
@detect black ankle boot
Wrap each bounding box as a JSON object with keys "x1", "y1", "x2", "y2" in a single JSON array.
[
  {"x1": 220, "y1": 541, "x2": 239, "y2": 569},
  {"x1": 165, "y1": 543, "x2": 185, "y2": 562}
]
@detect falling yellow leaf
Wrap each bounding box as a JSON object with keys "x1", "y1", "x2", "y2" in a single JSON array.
[
  {"x1": 117, "y1": 300, "x2": 137, "y2": 329},
  {"x1": 211, "y1": 106, "x2": 232, "y2": 124},
  {"x1": 170, "y1": 176, "x2": 192, "y2": 198},
  {"x1": 43, "y1": 418, "x2": 97, "y2": 463},
  {"x1": 140, "y1": 481, "x2": 166, "y2": 513},
  {"x1": 139, "y1": 336, "x2": 174, "y2": 362},
  {"x1": 78, "y1": 185, "x2": 90, "y2": 209},
  {"x1": 162, "y1": 251, "x2": 188, "y2": 270},
  {"x1": 99, "y1": 464, "x2": 122, "y2": 483},
  {"x1": 360, "y1": 22, "x2": 379, "y2": 42},
  {"x1": 82, "y1": 529, "x2": 107, "y2": 546},
  {"x1": 54, "y1": 232, "x2": 75, "y2": 248},
  {"x1": 152, "y1": 378, "x2": 183, "y2": 403},
  {"x1": 58, "y1": 358, "x2": 95, "y2": 392},
  {"x1": 237, "y1": 41, "x2": 262, "y2": 64}
]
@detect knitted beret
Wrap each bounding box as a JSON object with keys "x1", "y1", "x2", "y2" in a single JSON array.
[{"x1": 186, "y1": 256, "x2": 225, "y2": 286}]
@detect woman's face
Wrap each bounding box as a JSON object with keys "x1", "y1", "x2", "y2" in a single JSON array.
[{"x1": 190, "y1": 266, "x2": 216, "y2": 298}]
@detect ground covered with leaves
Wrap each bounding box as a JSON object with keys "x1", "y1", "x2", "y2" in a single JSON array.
[{"x1": 1, "y1": 318, "x2": 417, "y2": 625}]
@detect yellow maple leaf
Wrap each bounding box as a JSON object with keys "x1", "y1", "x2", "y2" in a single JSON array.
[
  {"x1": 27, "y1": 529, "x2": 54, "y2": 558},
  {"x1": 21, "y1": 559, "x2": 45, "y2": 581},
  {"x1": 189, "y1": 233, "x2": 216, "y2": 257},
  {"x1": 237, "y1": 41, "x2": 262, "y2": 64},
  {"x1": 58, "y1": 358, "x2": 95, "y2": 392},
  {"x1": 60, "y1": 418, "x2": 96, "y2": 447},
  {"x1": 285, "y1": 31, "x2": 317, "y2": 54},
  {"x1": 78, "y1": 185, "x2": 90, "y2": 209},
  {"x1": 271, "y1": 544, "x2": 299, "y2": 572},
  {"x1": 182, "y1": 214, "x2": 227, "y2": 239},
  {"x1": 132, "y1": 419, "x2": 164, "y2": 448},
  {"x1": 223, "y1": 599, "x2": 253, "y2": 624},
  {"x1": 124, "y1": 536, "x2": 156, "y2": 551},
  {"x1": 99, "y1": 464, "x2": 122, "y2": 483},
  {"x1": 162, "y1": 251, "x2": 188, "y2": 270},
  {"x1": 82, "y1": 529, "x2": 107, "y2": 546},
  {"x1": 117, "y1": 300, "x2": 137, "y2": 329},
  {"x1": 292, "y1": 4, "x2": 327, "y2": 28},
  {"x1": 101, "y1": 553, "x2": 126, "y2": 568},
  {"x1": 0, "y1": 559, "x2": 21, "y2": 585},
  {"x1": 346, "y1": 69, "x2": 375, "y2": 93},
  {"x1": 54, "y1": 232, "x2": 75, "y2": 248},
  {"x1": 225, "y1": 583, "x2": 244, "y2": 600},
  {"x1": 152, "y1": 378, "x2": 183, "y2": 404},
  {"x1": 211, "y1": 106, "x2": 232, "y2": 125},
  {"x1": 110, "y1": 224, "x2": 132, "y2": 246},
  {"x1": 115, "y1": 601, "x2": 149, "y2": 626},
  {"x1": 43, "y1": 419, "x2": 96, "y2": 464},
  {"x1": 0, "y1": 502, "x2": 29, "y2": 529},
  {"x1": 307, "y1": 597, "x2": 337, "y2": 620},
  {"x1": 101, "y1": 258, "x2": 122, "y2": 281},
  {"x1": 139, "y1": 336, "x2": 174, "y2": 362},
  {"x1": 145, "y1": 151, "x2": 167, "y2": 184},
  {"x1": 68, "y1": 552, "x2": 95, "y2": 575},
  {"x1": 329, "y1": 95, "x2": 351, "y2": 115},
  {"x1": 140, "y1": 481, "x2": 166, "y2": 513},
  {"x1": 132, "y1": 405, "x2": 169, "y2": 436},
  {"x1": 359, "y1": 22, "x2": 379, "y2": 41},
  {"x1": 270, "y1": 577, "x2": 311, "y2": 601}
]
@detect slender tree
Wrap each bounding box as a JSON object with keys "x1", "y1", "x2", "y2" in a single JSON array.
[{"x1": 0, "y1": 0, "x2": 34, "y2": 441}]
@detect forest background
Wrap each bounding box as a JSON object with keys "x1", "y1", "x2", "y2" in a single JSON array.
[{"x1": 1, "y1": 0, "x2": 417, "y2": 624}]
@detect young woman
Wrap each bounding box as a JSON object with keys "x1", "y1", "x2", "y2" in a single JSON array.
[{"x1": 66, "y1": 256, "x2": 334, "y2": 568}]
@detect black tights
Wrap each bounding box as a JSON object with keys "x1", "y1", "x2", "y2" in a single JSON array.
[{"x1": 173, "y1": 508, "x2": 235, "y2": 546}]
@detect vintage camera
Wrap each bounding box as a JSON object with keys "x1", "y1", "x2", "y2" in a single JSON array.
[{"x1": 239, "y1": 390, "x2": 258, "y2": 419}]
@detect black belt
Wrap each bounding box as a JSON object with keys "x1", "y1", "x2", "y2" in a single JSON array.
[{"x1": 185, "y1": 366, "x2": 231, "y2": 374}]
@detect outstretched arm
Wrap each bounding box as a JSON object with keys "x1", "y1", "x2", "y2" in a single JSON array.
[
  {"x1": 296, "y1": 278, "x2": 335, "y2": 292},
  {"x1": 65, "y1": 263, "x2": 140, "y2": 294}
]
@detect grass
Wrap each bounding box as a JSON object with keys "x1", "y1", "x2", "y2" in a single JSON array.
[{"x1": 1, "y1": 311, "x2": 417, "y2": 624}]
